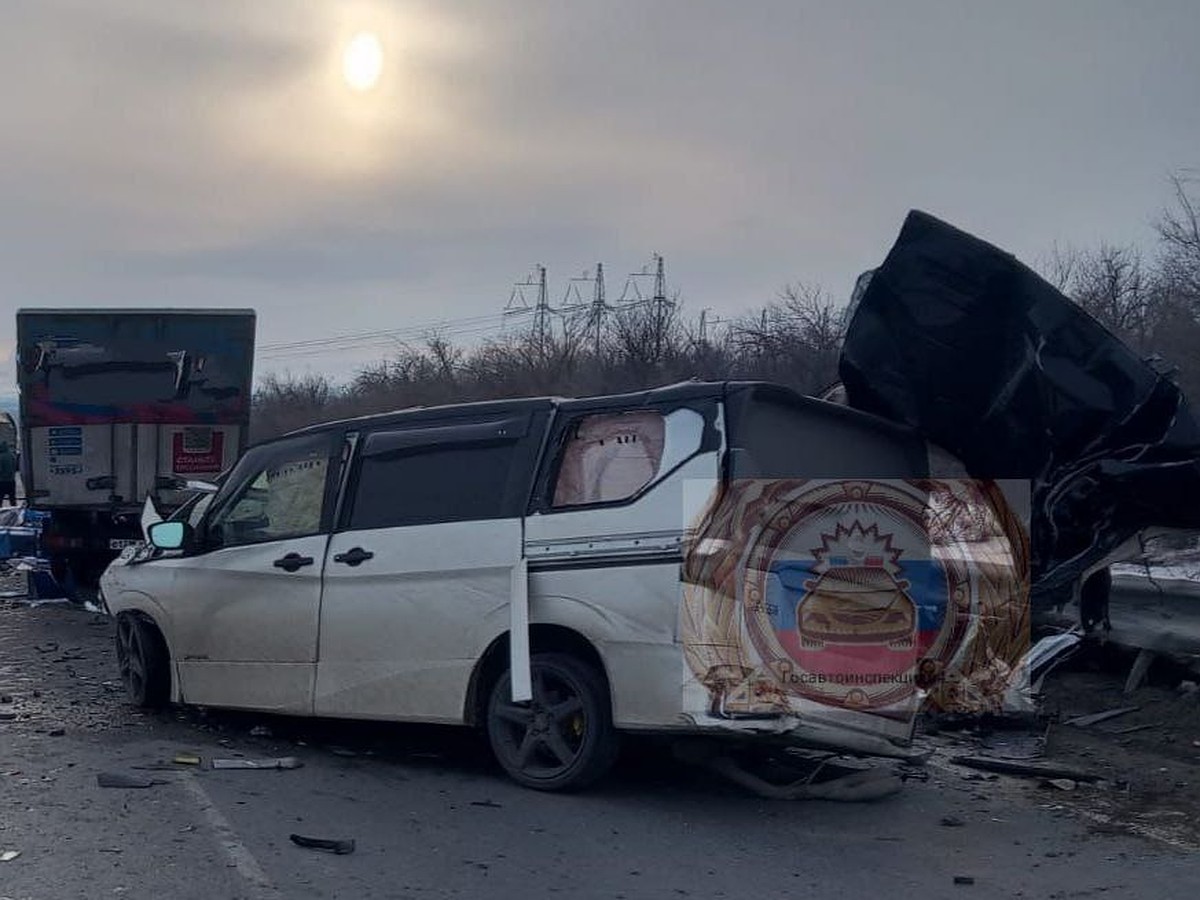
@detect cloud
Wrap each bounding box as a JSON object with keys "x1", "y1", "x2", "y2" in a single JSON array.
[{"x1": 0, "y1": 0, "x2": 1198, "y2": 397}]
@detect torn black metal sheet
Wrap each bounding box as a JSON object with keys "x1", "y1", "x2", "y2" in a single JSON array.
[{"x1": 839, "y1": 210, "x2": 1200, "y2": 606}]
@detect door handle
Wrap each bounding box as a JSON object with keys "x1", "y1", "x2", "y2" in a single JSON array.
[
  {"x1": 333, "y1": 547, "x2": 374, "y2": 567},
  {"x1": 273, "y1": 553, "x2": 314, "y2": 573}
]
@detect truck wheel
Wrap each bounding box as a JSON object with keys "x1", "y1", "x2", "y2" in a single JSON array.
[
  {"x1": 486, "y1": 652, "x2": 619, "y2": 792},
  {"x1": 115, "y1": 615, "x2": 171, "y2": 708}
]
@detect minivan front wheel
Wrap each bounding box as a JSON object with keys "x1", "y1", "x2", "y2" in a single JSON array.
[
  {"x1": 115, "y1": 614, "x2": 171, "y2": 708},
  {"x1": 486, "y1": 652, "x2": 619, "y2": 791}
]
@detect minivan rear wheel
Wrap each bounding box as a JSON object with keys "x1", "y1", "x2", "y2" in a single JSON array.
[{"x1": 486, "y1": 652, "x2": 619, "y2": 791}]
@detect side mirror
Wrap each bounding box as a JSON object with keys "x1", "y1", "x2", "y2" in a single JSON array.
[{"x1": 148, "y1": 520, "x2": 193, "y2": 551}]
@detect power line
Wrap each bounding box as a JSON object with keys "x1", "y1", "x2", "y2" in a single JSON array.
[
  {"x1": 258, "y1": 311, "x2": 530, "y2": 363},
  {"x1": 259, "y1": 310, "x2": 516, "y2": 353}
]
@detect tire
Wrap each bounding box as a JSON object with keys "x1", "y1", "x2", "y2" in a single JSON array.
[
  {"x1": 486, "y1": 652, "x2": 619, "y2": 792},
  {"x1": 115, "y1": 614, "x2": 171, "y2": 708}
]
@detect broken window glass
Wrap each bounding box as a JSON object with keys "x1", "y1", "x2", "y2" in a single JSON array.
[{"x1": 207, "y1": 436, "x2": 331, "y2": 546}]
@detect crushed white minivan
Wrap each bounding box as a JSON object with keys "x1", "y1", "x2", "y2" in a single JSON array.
[{"x1": 100, "y1": 379, "x2": 1030, "y2": 791}]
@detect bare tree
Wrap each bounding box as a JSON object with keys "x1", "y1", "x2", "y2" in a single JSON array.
[
  {"x1": 728, "y1": 284, "x2": 846, "y2": 394},
  {"x1": 1156, "y1": 172, "x2": 1200, "y2": 310},
  {"x1": 1038, "y1": 242, "x2": 1081, "y2": 293},
  {"x1": 251, "y1": 371, "x2": 335, "y2": 441},
  {"x1": 1069, "y1": 244, "x2": 1152, "y2": 349}
]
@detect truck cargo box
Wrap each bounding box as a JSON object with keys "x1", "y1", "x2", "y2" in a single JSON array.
[{"x1": 16, "y1": 308, "x2": 255, "y2": 512}]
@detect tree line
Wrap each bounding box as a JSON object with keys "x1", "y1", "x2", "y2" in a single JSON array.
[{"x1": 251, "y1": 173, "x2": 1200, "y2": 443}]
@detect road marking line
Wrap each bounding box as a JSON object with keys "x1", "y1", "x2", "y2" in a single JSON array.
[{"x1": 178, "y1": 772, "x2": 280, "y2": 898}]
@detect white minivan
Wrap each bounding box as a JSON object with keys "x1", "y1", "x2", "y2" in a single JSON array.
[{"x1": 100, "y1": 380, "x2": 1028, "y2": 790}]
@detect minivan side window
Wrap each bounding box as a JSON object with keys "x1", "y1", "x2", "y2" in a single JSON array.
[
  {"x1": 347, "y1": 442, "x2": 520, "y2": 530},
  {"x1": 550, "y1": 408, "x2": 704, "y2": 508},
  {"x1": 205, "y1": 435, "x2": 333, "y2": 548}
]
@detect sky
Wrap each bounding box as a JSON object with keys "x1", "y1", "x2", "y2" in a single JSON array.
[{"x1": 1, "y1": 0, "x2": 1198, "y2": 402}]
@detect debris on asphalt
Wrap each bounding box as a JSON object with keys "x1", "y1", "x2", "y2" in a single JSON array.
[
  {"x1": 714, "y1": 757, "x2": 902, "y2": 801},
  {"x1": 1044, "y1": 779, "x2": 1077, "y2": 792},
  {"x1": 897, "y1": 764, "x2": 931, "y2": 783},
  {"x1": 0, "y1": 710, "x2": 17, "y2": 721},
  {"x1": 1, "y1": 850, "x2": 21, "y2": 862},
  {"x1": 48, "y1": 727, "x2": 65, "y2": 737},
  {"x1": 949, "y1": 756, "x2": 1102, "y2": 783},
  {"x1": 939, "y1": 815, "x2": 965, "y2": 827},
  {"x1": 173, "y1": 753, "x2": 202, "y2": 766},
  {"x1": 978, "y1": 729, "x2": 1047, "y2": 761},
  {"x1": 470, "y1": 800, "x2": 503, "y2": 809},
  {"x1": 97, "y1": 772, "x2": 164, "y2": 789},
  {"x1": 953, "y1": 875, "x2": 975, "y2": 886},
  {"x1": 249, "y1": 725, "x2": 272, "y2": 737},
  {"x1": 289, "y1": 834, "x2": 356, "y2": 855},
  {"x1": 1123, "y1": 649, "x2": 1157, "y2": 695},
  {"x1": 1062, "y1": 706, "x2": 1140, "y2": 728},
  {"x1": 1006, "y1": 631, "x2": 1083, "y2": 708},
  {"x1": 1109, "y1": 722, "x2": 1162, "y2": 736},
  {"x1": 211, "y1": 756, "x2": 302, "y2": 770}
]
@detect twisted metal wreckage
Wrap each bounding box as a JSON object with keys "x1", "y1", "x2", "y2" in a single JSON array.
[{"x1": 670, "y1": 210, "x2": 1200, "y2": 799}]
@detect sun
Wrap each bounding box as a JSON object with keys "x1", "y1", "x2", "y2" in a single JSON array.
[{"x1": 342, "y1": 31, "x2": 384, "y2": 91}]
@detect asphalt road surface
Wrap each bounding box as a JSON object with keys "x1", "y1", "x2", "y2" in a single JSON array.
[{"x1": 2, "y1": 597, "x2": 1199, "y2": 900}]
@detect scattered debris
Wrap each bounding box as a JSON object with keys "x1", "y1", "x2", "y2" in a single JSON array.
[
  {"x1": 953, "y1": 876, "x2": 975, "y2": 886},
  {"x1": 939, "y1": 815, "x2": 965, "y2": 827},
  {"x1": 289, "y1": 834, "x2": 355, "y2": 855},
  {"x1": 1011, "y1": 631, "x2": 1084, "y2": 705},
  {"x1": 34, "y1": 642, "x2": 58, "y2": 653},
  {"x1": 1, "y1": 850, "x2": 20, "y2": 862},
  {"x1": 172, "y1": 753, "x2": 202, "y2": 766},
  {"x1": 0, "y1": 693, "x2": 11, "y2": 703},
  {"x1": 1109, "y1": 722, "x2": 1162, "y2": 736},
  {"x1": 670, "y1": 740, "x2": 906, "y2": 801},
  {"x1": 1062, "y1": 706, "x2": 1140, "y2": 728},
  {"x1": 979, "y1": 728, "x2": 1047, "y2": 761},
  {"x1": 0, "y1": 711, "x2": 16, "y2": 721},
  {"x1": 1044, "y1": 779, "x2": 1077, "y2": 792},
  {"x1": 97, "y1": 772, "x2": 164, "y2": 789},
  {"x1": 249, "y1": 725, "x2": 272, "y2": 737},
  {"x1": 211, "y1": 756, "x2": 302, "y2": 770},
  {"x1": 949, "y1": 756, "x2": 1102, "y2": 783},
  {"x1": 330, "y1": 747, "x2": 358, "y2": 758},
  {"x1": 48, "y1": 728, "x2": 65, "y2": 737},
  {"x1": 470, "y1": 800, "x2": 504, "y2": 809},
  {"x1": 709, "y1": 756, "x2": 901, "y2": 801},
  {"x1": 1124, "y1": 649, "x2": 1157, "y2": 695}
]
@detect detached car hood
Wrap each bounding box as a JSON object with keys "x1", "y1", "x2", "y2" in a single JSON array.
[{"x1": 839, "y1": 210, "x2": 1200, "y2": 606}]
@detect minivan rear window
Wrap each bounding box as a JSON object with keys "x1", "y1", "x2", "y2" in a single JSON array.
[{"x1": 552, "y1": 411, "x2": 666, "y2": 506}]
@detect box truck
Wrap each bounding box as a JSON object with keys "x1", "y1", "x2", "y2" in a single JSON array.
[{"x1": 16, "y1": 308, "x2": 255, "y2": 589}]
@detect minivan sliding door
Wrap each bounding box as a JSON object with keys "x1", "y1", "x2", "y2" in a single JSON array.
[{"x1": 314, "y1": 410, "x2": 546, "y2": 722}]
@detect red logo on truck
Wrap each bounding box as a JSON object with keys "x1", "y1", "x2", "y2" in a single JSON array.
[{"x1": 172, "y1": 430, "x2": 224, "y2": 474}]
